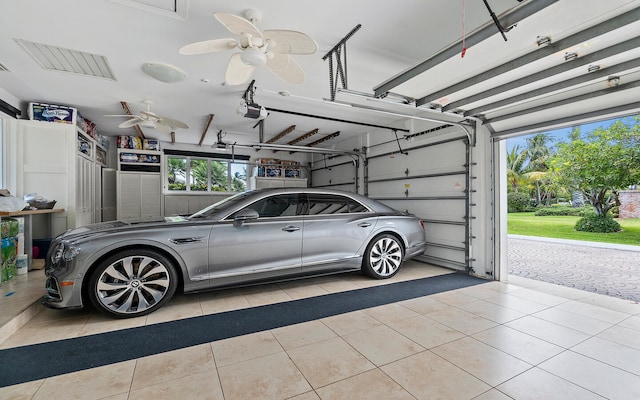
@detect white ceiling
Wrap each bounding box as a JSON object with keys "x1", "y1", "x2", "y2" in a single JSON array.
[{"x1": 1, "y1": 0, "x2": 639, "y2": 150}]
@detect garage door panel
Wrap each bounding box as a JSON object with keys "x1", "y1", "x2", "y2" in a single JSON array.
[
  {"x1": 375, "y1": 199, "x2": 465, "y2": 222},
  {"x1": 422, "y1": 246, "x2": 466, "y2": 265},
  {"x1": 424, "y1": 224, "x2": 466, "y2": 244},
  {"x1": 365, "y1": 135, "x2": 470, "y2": 272},
  {"x1": 367, "y1": 154, "x2": 465, "y2": 181},
  {"x1": 311, "y1": 158, "x2": 357, "y2": 190},
  {"x1": 367, "y1": 177, "x2": 466, "y2": 198}
]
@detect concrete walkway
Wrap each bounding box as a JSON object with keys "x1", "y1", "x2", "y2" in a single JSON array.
[{"x1": 508, "y1": 235, "x2": 640, "y2": 303}]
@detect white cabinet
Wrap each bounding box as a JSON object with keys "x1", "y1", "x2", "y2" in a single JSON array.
[
  {"x1": 249, "y1": 177, "x2": 307, "y2": 189},
  {"x1": 116, "y1": 149, "x2": 163, "y2": 219},
  {"x1": 15, "y1": 120, "x2": 109, "y2": 235},
  {"x1": 117, "y1": 172, "x2": 162, "y2": 219}
]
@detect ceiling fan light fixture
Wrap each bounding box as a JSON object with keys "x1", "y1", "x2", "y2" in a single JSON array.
[
  {"x1": 140, "y1": 120, "x2": 157, "y2": 128},
  {"x1": 240, "y1": 49, "x2": 267, "y2": 66},
  {"x1": 142, "y1": 62, "x2": 187, "y2": 83}
]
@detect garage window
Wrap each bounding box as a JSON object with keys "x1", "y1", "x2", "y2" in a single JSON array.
[{"x1": 166, "y1": 155, "x2": 248, "y2": 193}]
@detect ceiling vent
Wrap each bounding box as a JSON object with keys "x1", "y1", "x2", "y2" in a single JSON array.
[
  {"x1": 14, "y1": 39, "x2": 116, "y2": 80},
  {"x1": 110, "y1": 0, "x2": 188, "y2": 20}
]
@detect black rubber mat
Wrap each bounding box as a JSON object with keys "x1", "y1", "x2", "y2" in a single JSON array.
[{"x1": 0, "y1": 272, "x2": 486, "y2": 387}]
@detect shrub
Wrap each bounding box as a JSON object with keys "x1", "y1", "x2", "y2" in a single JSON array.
[
  {"x1": 508, "y1": 192, "x2": 531, "y2": 213},
  {"x1": 534, "y1": 206, "x2": 590, "y2": 217},
  {"x1": 574, "y1": 215, "x2": 621, "y2": 233}
]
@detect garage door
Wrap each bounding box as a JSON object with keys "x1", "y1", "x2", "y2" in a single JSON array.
[
  {"x1": 364, "y1": 127, "x2": 472, "y2": 272},
  {"x1": 310, "y1": 154, "x2": 358, "y2": 193}
]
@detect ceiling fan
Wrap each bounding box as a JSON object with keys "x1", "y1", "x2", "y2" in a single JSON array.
[
  {"x1": 178, "y1": 9, "x2": 318, "y2": 85},
  {"x1": 107, "y1": 100, "x2": 189, "y2": 134}
]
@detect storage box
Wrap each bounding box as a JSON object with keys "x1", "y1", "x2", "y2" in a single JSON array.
[
  {"x1": 143, "y1": 139, "x2": 160, "y2": 151},
  {"x1": 285, "y1": 168, "x2": 301, "y2": 178},
  {"x1": 28, "y1": 102, "x2": 77, "y2": 124}
]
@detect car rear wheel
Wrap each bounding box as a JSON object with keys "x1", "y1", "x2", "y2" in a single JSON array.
[
  {"x1": 362, "y1": 234, "x2": 404, "y2": 279},
  {"x1": 88, "y1": 249, "x2": 178, "y2": 318}
]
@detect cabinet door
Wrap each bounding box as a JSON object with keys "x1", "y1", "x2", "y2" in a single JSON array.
[
  {"x1": 140, "y1": 174, "x2": 162, "y2": 217},
  {"x1": 118, "y1": 173, "x2": 141, "y2": 219},
  {"x1": 117, "y1": 173, "x2": 162, "y2": 219},
  {"x1": 75, "y1": 156, "x2": 94, "y2": 227}
]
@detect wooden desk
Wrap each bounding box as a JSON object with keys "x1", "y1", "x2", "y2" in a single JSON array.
[{"x1": 0, "y1": 209, "x2": 64, "y2": 269}]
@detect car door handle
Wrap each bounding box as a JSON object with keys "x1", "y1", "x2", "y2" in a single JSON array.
[
  {"x1": 282, "y1": 226, "x2": 301, "y2": 232},
  {"x1": 357, "y1": 222, "x2": 372, "y2": 228}
]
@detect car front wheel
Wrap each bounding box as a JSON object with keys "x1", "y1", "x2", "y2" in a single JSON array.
[
  {"x1": 362, "y1": 234, "x2": 404, "y2": 279},
  {"x1": 88, "y1": 249, "x2": 178, "y2": 318}
]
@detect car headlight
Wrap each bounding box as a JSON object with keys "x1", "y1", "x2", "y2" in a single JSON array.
[{"x1": 50, "y1": 243, "x2": 80, "y2": 264}]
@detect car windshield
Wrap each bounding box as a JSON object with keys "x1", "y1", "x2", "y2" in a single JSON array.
[{"x1": 187, "y1": 190, "x2": 257, "y2": 219}]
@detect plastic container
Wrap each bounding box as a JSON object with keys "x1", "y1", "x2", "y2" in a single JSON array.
[{"x1": 16, "y1": 254, "x2": 28, "y2": 275}]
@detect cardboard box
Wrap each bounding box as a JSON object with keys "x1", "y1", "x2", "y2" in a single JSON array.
[{"x1": 28, "y1": 102, "x2": 77, "y2": 124}]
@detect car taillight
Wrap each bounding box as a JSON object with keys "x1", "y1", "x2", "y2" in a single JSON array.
[{"x1": 419, "y1": 220, "x2": 425, "y2": 231}]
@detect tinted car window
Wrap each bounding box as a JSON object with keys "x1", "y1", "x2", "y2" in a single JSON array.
[
  {"x1": 242, "y1": 194, "x2": 304, "y2": 218},
  {"x1": 306, "y1": 194, "x2": 369, "y2": 215}
]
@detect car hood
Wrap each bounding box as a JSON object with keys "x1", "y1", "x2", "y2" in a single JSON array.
[{"x1": 58, "y1": 215, "x2": 198, "y2": 241}]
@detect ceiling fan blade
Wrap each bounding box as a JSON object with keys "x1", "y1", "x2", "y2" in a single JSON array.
[
  {"x1": 266, "y1": 53, "x2": 305, "y2": 84},
  {"x1": 225, "y1": 53, "x2": 256, "y2": 85},
  {"x1": 155, "y1": 123, "x2": 173, "y2": 134},
  {"x1": 263, "y1": 30, "x2": 318, "y2": 54},
  {"x1": 158, "y1": 116, "x2": 189, "y2": 129},
  {"x1": 118, "y1": 117, "x2": 143, "y2": 128},
  {"x1": 214, "y1": 13, "x2": 263, "y2": 40},
  {"x1": 178, "y1": 38, "x2": 238, "y2": 55}
]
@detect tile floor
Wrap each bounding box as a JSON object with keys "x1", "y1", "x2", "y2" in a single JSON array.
[{"x1": 1, "y1": 261, "x2": 639, "y2": 399}]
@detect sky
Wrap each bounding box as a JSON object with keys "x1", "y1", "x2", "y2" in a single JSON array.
[{"x1": 505, "y1": 117, "x2": 623, "y2": 152}]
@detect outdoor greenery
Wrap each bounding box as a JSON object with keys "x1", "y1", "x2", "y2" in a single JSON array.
[
  {"x1": 507, "y1": 192, "x2": 533, "y2": 213},
  {"x1": 507, "y1": 116, "x2": 640, "y2": 233},
  {"x1": 167, "y1": 156, "x2": 247, "y2": 192},
  {"x1": 507, "y1": 213, "x2": 640, "y2": 246},
  {"x1": 533, "y1": 205, "x2": 589, "y2": 217},
  {"x1": 574, "y1": 214, "x2": 621, "y2": 233}
]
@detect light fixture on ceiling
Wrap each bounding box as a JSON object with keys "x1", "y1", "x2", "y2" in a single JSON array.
[
  {"x1": 536, "y1": 36, "x2": 551, "y2": 46},
  {"x1": 240, "y1": 48, "x2": 267, "y2": 66},
  {"x1": 607, "y1": 76, "x2": 621, "y2": 87},
  {"x1": 141, "y1": 62, "x2": 187, "y2": 83},
  {"x1": 564, "y1": 52, "x2": 578, "y2": 62}
]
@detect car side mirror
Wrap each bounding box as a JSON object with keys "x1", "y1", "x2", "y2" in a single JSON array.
[{"x1": 233, "y1": 208, "x2": 259, "y2": 227}]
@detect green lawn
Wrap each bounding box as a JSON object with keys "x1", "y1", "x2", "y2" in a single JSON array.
[{"x1": 507, "y1": 212, "x2": 640, "y2": 246}]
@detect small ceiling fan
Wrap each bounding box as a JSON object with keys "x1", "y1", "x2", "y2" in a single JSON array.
[
  {"x1": 107, "y1": 100, "x2": 189, "y2": 134},
  {"x1": 179, "y1": 9, "x2": 318, "y2": 85}
]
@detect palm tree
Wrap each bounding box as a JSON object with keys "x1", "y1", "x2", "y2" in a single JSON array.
[
  {"x1": 524, "y1": 133, "x2": 555, "y2": 205},
  {"x1": 525, "y1": 133, "x2": 553, "y2": 172},
  {"x1": 507, "y1": 145, "x2": 528, "y2": 193},
  {"x1": 167, "y1": 157, "x2": 187, "y2": 190}
]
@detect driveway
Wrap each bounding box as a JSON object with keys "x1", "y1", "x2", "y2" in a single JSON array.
[{"x1": 508, "y1": 235, "x2": 640, "y2": 303}]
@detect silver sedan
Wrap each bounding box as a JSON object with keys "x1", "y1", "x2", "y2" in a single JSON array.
[{"x1": 43, "y1": 188, "x2": 426, "y2": 318}]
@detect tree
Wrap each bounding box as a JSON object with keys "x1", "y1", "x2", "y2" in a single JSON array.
[
  {"x1": 524, "y1": 133, "x2": 555, "y2": 206},
  {"x1": 550, "y1": 117, "x2": 640, "y2": 216},
  {"x1": 525, "y1": 133, "x2": 554, "y2": 172},
  {"x1": 506, "y1": 145, "x2": 529, "y2": 193}
]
